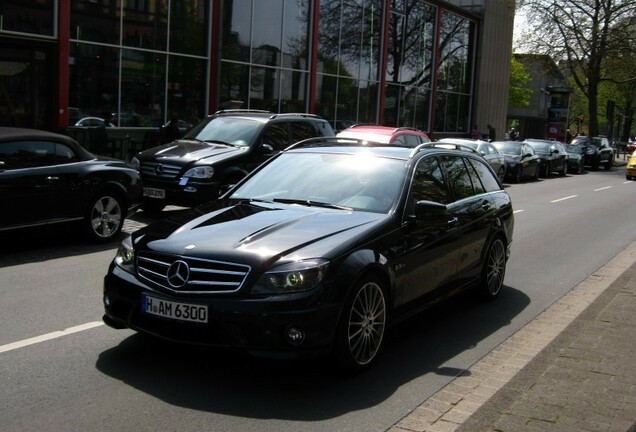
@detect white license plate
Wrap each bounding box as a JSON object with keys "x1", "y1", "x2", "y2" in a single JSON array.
[
  {"x1": 141, "y1": 294, "x2": 208, "y2": 323},
  {"x1": 143, "y1": 187, "x2": 165, "y2": 199}
]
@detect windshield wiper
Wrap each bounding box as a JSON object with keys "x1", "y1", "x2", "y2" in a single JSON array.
[{"x1": 272, "y1": 198, "x2": 352, "y2": 211}]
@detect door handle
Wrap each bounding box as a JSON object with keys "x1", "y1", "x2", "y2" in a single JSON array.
[
  {"x1": 45, "y1": 176, "x2": 60, "y2": 181},
  {"x1": 447, "y1": 216, "x2": 459, "y2": 227},
  {"x1": 481, "y1": 201, "x2": 491, "y2": 211}
]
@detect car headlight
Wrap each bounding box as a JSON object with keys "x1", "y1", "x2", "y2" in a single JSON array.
[
  {"x1": 114, "y1": 236, "x2": 135, "y2": 273},
  {"x1": 130, "y1": 157, "x2": 140, "y2": 171},
  {"x1": 253, "y1": 259, "x2": 329, "y2": 294},
  {"x1": 184, "y1": 166, "x2": 214, "y2": 179}
]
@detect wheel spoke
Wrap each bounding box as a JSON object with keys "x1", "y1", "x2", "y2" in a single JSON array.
[{"x1": 347, "y1": 281, "x2": 386, "y2": 366}]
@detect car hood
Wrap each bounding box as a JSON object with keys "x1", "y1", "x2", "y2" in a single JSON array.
[
  {"x1": 136, "y1": 139, "x2": 246, "y2": 164},
  {"x1": 133, "y1": 202, "x2": 388, "y2": 269}
]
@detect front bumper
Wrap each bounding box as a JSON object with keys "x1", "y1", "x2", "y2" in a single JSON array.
[
  {"x1": 141, "y1": 177, "x2": 222, "y2": 207},
  {"x1": 103, "y1": 265, "x2": 341, "y2": 358}
]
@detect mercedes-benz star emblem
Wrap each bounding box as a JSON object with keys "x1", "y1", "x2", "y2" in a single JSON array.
[
  {"x1": 166, "y1": 260, "x2": 190, "y2": 288},
  {"x1": 154, "y1": 164, "x2": 164, "y2": 175}
]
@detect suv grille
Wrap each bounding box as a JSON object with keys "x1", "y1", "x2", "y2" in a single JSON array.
[
  {"x1": 137, "y1": 251, "x2": 250, "y2": 294},
  {"x1": 141, "y1": 162, "x2": 182, "y2": 179}
]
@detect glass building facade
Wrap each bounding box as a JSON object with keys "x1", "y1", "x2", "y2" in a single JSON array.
[{"x1": 0, "y1": 0, "x2": 480, "y2": 137}]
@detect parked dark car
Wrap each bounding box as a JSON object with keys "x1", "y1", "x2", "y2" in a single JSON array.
[
  {"x1": 103, "y1": 138, "x2": 514, "y2": 370},
  {"x1": 583, "y1": 136, "x2": 613, "y2": 170},
  {"x1": 563, "y1": 143, "x2": 585, "y2": 174},
  {"x1": 132, "y1": 110, "x2": 334, "y2": 212},
  {"x1": 492, "y1": 141, "x2": 541, "y2": 183},
  {"x1": 437, "y1": 138, "x2": 506, "y2": 182},
  {"x1": 523, "y1": 139, "x2": 568, "y2": 177},
  {"x1": 0, "y1": 127, "x2": 142, "y2": 242}
]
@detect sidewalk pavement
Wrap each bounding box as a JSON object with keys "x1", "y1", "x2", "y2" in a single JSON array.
[{"x1": 390, "y1": 241, "x2": 636, "y2": 432}]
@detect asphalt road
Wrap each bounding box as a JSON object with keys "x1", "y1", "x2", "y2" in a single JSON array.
[{"x1": 1, "y1": 167, "x2": 635, "y2": 432}]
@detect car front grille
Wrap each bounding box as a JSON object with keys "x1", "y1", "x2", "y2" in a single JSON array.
[
  {"x1": 141, "y1": 162, "x2": 182, "y2": 179},
  {"x1": 137, "y1": 251, "x2": 250, "y2": 294}
]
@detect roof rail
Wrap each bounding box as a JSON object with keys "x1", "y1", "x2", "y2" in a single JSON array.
[
  {"x1": 285, "y1": 136, "x2": 391, "y2": 151},
  {"x1": 268, "y1": 113, "x2": 323, "y2": 120},
  {"x1": 419, "y1": 142, "x2": 479, "y2": 153},
  {"x1": 214, "y1": 109, "x2": 272, "y2": 115}
]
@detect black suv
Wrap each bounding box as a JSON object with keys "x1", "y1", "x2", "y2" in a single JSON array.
[
  {"x1": 574, "y1": 136, "x2": 613, "y2": 170},
  {"x1": 132, "y1": 110, "x2": 334, "y2": 211},
  {"x1": 104, "y1": 138, "x2": 514, "y2": 370}
]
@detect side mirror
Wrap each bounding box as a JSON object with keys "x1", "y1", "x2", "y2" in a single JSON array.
[
  {"x1": 260, "y1": 143, "x2": 274, "y2": 153},
  {"x1": 415, "y1": 200, "x2": 448, "y2": 219}
]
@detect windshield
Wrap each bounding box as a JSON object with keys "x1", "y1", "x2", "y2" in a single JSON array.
[
  {"x1": 526, "y1": 141, "x2": 552, "y2": 153},
  {"x1": 185, "y1": 117, "x2": 264, "y2": 147},
  {"x1": 230, "y1": 151, "x2": 407, "y2": 213},
  {"x1": 493, "y1": 142, "x2": 522, "y2": 155}
]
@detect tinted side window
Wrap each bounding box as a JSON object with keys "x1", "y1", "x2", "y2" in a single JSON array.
[
  {"x1": 468, "y1": 156, "x2": 503, "y2": 192},
  {"x1": 290, "y1": 122, "x2": 316, "y2": 143},
  {"x1": 442, "y1": 155, "x2": 474, "y2": 200},
  {"x1": 404, "y1": 134, "x2": 421, "y2": 146},
  {"x1": 262, "y1": 122, "x2": 289, "y2": 151},
  {"x1": 410, "y1": 157, "x2": 450, "y2": 204},
  {"x1": 0, "y1": 141, "x2": 55, "y2": 169},
  {"x1": 392, "y1": 135, "x2": 407, "y2": 146},
  {"x1": 55, "y1": 143, "x2": 79, "y2": 164}
]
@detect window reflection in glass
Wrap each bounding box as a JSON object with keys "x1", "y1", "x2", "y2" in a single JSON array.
[
  {"x1": 122, "y1": 1, "x2": 167, "y2": 51},
  {"x1": 69, "y1": 44, "x2": 119, "y2": 123},
  {"x1": 253, "y1": 0, "x2": 283, "y2": 66},
  {"x1": 71, "y1": 0, "x2": 121, "y2": 45},
  {"x1": 317, "y1": 0, "x2": 381, "y2": 128},
  {"x1": 0, "y1": 0, "x2": 55, "y2": 36},
  {"x1": 384, "y1": 1, "x2": 435, "y2": 131},
  {"x1": 169, "y1": 0, "x2": 209, "y2": 56},
  {"x1": 120, "y1": 49, "x2": 166, "y2": 127},
  {"x1": 435, "y1": 10, "x2": 475, "y2": 133},
  {"x1": 167, "y1": 56, "x2": 207, "y2": 127},
  {"x1": 219, "y1": 0, "x2": 309, "y2": 112}
]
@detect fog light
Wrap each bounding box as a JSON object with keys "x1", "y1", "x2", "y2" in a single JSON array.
[
  {"x1": 285, "y1": 327, "x2": 305, "y2": 345},
  {"x1": 184, "y1": 186, "x2": 198, "y2": 193},
  {"x1": 103, "y1": 295, "x2": 111, "y2": 307}
]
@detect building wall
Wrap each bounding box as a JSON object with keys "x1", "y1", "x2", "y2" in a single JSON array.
[
  {"x1": 471, "y1": 0, "x2": 515, "y2": 141},
  {"x1": 0, "y1": 0, "x2": 514, "y2": 141}
]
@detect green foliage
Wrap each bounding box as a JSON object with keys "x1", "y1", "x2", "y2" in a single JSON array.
[{"x1": 508, "y1": 56, "x2": 532, "y2": 107}]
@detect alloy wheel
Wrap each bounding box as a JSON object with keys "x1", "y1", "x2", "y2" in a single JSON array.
[{"x1": 346, "y1": 280, "x2": 386, "y2": 366}]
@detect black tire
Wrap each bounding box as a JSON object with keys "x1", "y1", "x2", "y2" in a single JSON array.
[
  {"x1": 479, "y1": 236, "x2": 507, "y2": 300},
  {"x1": 560, "y1": 162, "x2": 567, "y2": 176},
  {"x1": 497, "y1": 166, "x2": 505, "y2": 183},
  {"x1": 513, "y1": 167, "x2": 521, "y2": 183},
  {"x1": 84, "y1": 192, "x2": 125, "y2": 242},
  {"x1": 605, "y1": 157, "x2": 612, "y2": 170},
  {"x1": 142, "y1": 200, "x2": 166, "y2": 214},
  {"x1": 336, "y1": 275, "x2": 387, "y2": 371}
]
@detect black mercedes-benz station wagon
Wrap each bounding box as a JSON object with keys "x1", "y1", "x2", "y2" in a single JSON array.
[{"x1": 103, "y1": 138, "x2": 514, "y2": 370}]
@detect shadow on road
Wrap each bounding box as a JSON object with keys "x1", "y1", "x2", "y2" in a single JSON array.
[{"x1": 95, "y1": 286, "x2": 530, "y2": 421}]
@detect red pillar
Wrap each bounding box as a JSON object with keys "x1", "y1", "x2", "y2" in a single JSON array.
[{"x1": 57, "y1": 0, "x2": 70, "y2": 129}]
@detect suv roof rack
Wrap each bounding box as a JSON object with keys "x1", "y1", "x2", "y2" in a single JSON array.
[
  {"x1": 268, "y1": 113, "x2": 323, "y2": 120},
  {"x1": 214, "y1": 109, "x2": 272, "y2": 115},
  {"x1": 419, "y1": 142, "x2": 479, "y2": 153},
  {"x1": 285, "y1": 136, "x2": 394, "y2": 151}
]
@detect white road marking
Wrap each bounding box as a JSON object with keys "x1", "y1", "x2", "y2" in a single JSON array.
[
  {"x1": 550, "y1": 195, "x2": 578, "y2": 203},
  {"x1": 594, "y1": 186, "x2": 612, "y2": 191},
  {"x1": 0, "y1": 321, "x2": 104, "y2": 354}
]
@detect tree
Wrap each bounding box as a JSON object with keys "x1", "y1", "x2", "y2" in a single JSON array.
[
  {"x1": 508, "y1": 56, "x2": 532, "y2": 107},
  {"x1": 517, "y1": 0, "x2": 636, "y2": 136}
]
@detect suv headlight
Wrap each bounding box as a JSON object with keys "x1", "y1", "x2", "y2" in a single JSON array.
[
  {"x1": 114, "y1": 236, "x2": 135, "y2": 273},
  {"x1": 184, "y1": 166, "x2": 214, "y2": 179},
  {"x1": 253, "y1": 259, "x2": 329, "y2": 294}
]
